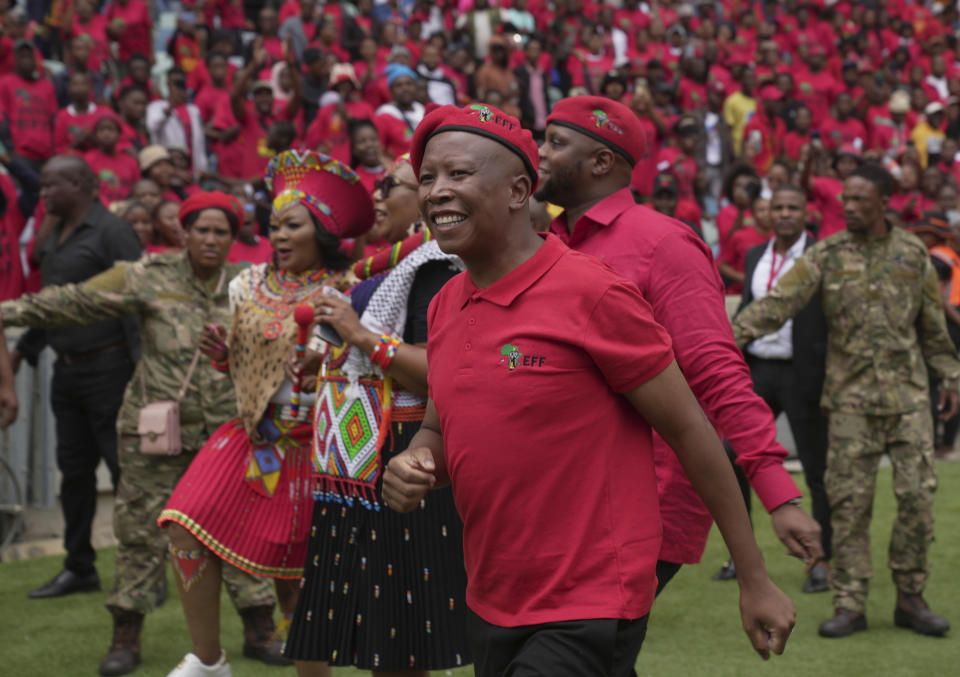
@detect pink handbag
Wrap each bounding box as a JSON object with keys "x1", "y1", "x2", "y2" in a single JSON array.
[
  {"x1": 137, "y1": 271, "x2": 224, "y2": 455},
  {"x1": 138, "y1": 400, "x2": 183, "y2": 455}
]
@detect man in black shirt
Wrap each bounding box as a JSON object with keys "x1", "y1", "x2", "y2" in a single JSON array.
[{"x1": 22, "y1": 155, "x2": 142, "y2": 599}]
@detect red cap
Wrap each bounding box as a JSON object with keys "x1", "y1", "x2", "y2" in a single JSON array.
[
  {"x1": 546, "y1": 96, "x2": 645, "y2": 166},
  {"x1": 264, "y1": 150, "x2": 373, "y2": 239},
  {"x1": 410, "y1": 104, "x2": 539, "y2": 186},
  {"x1": 758, "y1": 84, "x2": 782, "y2": 100},
  {"x1": 178, "y1": 190, "x2": 244, "y2": 230}
]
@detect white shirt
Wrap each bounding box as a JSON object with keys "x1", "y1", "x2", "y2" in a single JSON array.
[
  {"x1": 145, "y1": 100, "x2": 208, "y2": 172},
  {"x1": 375, "y1": 101, "x2": 425, "y2": 130},
  {"x1": 746, "y1": 232, "x2": 807, "y2": 360},
  {"x1": 704, "y1": 111, "x2": 722, "y2": 165}
]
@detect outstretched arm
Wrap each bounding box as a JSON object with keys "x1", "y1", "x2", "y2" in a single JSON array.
[
  {"x1": 0, "y1": 262, "x2": 139, "y2": 329},
  {"x1": 0, "y1": 316, "x2": 18, "y2": 428},
  {"x1": 625, "y1": 360, "x2": 796, "y2": 660}
]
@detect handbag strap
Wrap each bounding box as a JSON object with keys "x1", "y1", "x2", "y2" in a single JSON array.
[
  {"x1": 140, "y1": 267, "x2": 227, "y2": 404},
  {"x1": 176, "y1": 267, "x2": 228, "y2": 402}
]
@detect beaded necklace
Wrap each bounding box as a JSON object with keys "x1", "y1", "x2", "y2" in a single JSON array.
[{"x1": 251, "y1": 264, "x2": 334, "y2": 340}]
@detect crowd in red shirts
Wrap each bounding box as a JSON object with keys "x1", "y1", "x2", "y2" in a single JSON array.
[{"x1": 3, "y1": 0, "x2": 960, "y2": 301}]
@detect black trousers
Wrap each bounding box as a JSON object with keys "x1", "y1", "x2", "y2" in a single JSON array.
[
  {"x1": 467, "y1": 609, "x2": 649, "y2": 677},
  {"x1": 745, "y1": 355, "x2": 832, "y2": 558},
  {"x1": 50, "y1": 352, "x2": 134, "y2": 575}
]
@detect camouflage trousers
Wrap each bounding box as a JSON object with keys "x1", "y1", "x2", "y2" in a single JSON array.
[
  {"x1": 106, "y1": 435, "x2": 275, "y2": 615},
  {"x1": 826, "y1": 410, "x2": 938, "y2": 614}
]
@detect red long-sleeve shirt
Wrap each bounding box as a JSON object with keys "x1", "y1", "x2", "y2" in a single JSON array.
[{"x1": 550, "y1": 187, "x2": 801, "y2": 564}]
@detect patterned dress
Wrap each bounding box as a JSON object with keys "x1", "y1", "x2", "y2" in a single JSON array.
[
  {"x1": 159, "y1": 263, "x2": 343, "y2": 578},
  {"x1": 285, "y1": 240, "x2": 472, "y2": 670}
]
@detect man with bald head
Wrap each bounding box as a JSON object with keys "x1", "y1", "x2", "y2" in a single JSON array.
[
  {"x1": 22, "y1": 155, "x2": 142, "y2": 599},
  {"x1": 382, "y1": 104, "x2": 795, "y2": 676},
  {"x1": 538, "y1": 96, "x2": 825, "y2": 595}
]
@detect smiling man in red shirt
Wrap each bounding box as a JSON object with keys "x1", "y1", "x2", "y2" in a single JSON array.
[
  {"x1": 536, "y1": 96, "x2": 826, "y2": 592},
  {"x1": 384, "y1": 103, "x2": 795, "y2": 675}
]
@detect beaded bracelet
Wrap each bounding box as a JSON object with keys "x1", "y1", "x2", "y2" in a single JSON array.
[
  {"x1": 369, "y1": 334, "x2": 401, "y2": 371},
  {"x1": 211, "y1": 356, "x2": 230, "y2": 372}
]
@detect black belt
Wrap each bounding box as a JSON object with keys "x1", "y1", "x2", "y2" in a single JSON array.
[{"x1": 58, "y1": 341, "x2": 128, "y2": 365}]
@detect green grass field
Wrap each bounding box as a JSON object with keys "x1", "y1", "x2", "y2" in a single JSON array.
[{"x1": 1, "y1": 461, "x2": 957, "y2": 677}]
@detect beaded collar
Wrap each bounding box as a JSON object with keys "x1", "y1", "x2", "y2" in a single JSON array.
[{"x1": 250, "y1": 264, "x2": 335, "y2": 339}]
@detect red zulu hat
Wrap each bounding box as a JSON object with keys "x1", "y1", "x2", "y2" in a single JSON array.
[
  {"x1": 410, "y1": 104, "x2": 540, "y2": 187},
  {"x1": 178, "y1": 190, "x2": 245, "y2": 229},
  {"x1": 264, "y1": 150, "x2": 373, "y2": 238},
  {"x1": 547, "y1": 96, "x2": 645, "y2": 166}
]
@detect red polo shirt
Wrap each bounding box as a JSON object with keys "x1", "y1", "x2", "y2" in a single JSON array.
[
  {"x1": 548, "y1": 187, "x2": 800, "y2": 564},
  {"x1": 810, "y1": 177, "x2": 846, "y2": 238},
  {"x1": 428, "y1": 234, "x2": 673, "y2": 626}
]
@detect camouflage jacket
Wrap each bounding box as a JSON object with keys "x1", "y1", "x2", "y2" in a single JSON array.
[
  {"x1": 1, "y1": 252, "x2": 240, "y2": 451},
  {"x1": 733, "y1": 227, "x2": 960, "y2": 415}
]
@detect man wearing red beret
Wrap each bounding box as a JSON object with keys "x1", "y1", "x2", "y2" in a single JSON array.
[
  {"x1": 384, "y1": 103, "x2": 796, "y2": 675},
  {"x1": 538, "y1": 95, "x2": 828, "y2": 594}
]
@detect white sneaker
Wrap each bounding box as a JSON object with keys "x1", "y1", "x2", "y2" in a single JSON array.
[{"x1": 166, "y1": 650, "x2": 232, "y2": 677}]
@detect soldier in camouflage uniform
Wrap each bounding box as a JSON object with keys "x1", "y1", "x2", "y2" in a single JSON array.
[
  {"x1": 733, "y1": 165, "x2": 959, "y2": 639},
  {"x1": 1, "y1": 194, "x2": 288, "y2": 675}
]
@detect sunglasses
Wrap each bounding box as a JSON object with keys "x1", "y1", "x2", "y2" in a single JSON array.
[{"x1": 375, "y1": 175, "x2": 418, "y2": 198}]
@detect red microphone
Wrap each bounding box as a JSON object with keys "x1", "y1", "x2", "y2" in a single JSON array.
[{"x1": 291, "y1": 303, "x2": 315, "y2": 418}]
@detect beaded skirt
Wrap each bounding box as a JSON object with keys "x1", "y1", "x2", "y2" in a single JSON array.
[
  {"x1": 284, "y1": 419, "x2": 472, "y2": 670},
  {"x1": 158, "y1": 404, "x2": 314, "y2": 578}
]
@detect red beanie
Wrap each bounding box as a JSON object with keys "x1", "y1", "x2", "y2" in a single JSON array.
[
  {"x1": 178, "y1": 190, "x2": 244, "y2": 231},
  {"x1": 410, "y1": 104, "x2": 540, "y2": 187},
  {"x1": 546, "y1": 96, "x2": 645, "y2": 166}
]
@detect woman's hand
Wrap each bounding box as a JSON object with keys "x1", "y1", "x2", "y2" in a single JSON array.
[
  {"x1": 285, "y1": 346, "x2": 323, "y2": 393},
  {"x1": 200, "y1": 324, "x2": 228, "y2": 362},
  {"x1": 314, "y1": 295, "x2": 371, "y2": 349}
]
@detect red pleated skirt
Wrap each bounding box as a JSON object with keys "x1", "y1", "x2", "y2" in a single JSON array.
[{"x1": 158, "y1": 407, "x2": 314, "y2": 578}]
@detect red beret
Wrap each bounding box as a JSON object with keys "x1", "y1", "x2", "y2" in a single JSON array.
[
  {"x1": 178, "y1": 190, "x2": 244, "y2": 230},
  {"x1": 264, "y1": 150, "x2": 373, "y2": 239},
  {"x1": 92, "y1": 107, "x2": 123, "y2": 131},
  {"x1": 410, "y1": 104, "x2": 539, "y2": 187},
  {"x1": 546, "y1": 96, "x2": 645, "y2": 166}
]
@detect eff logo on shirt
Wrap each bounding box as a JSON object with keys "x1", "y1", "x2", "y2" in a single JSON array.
[{"x1": 499, "y1": 343, "x2": 546, "y2": 371}]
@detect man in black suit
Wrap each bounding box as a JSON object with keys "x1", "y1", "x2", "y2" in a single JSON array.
[{"x1": 736, "y1": 184, "x2": 832, "y2": 593}]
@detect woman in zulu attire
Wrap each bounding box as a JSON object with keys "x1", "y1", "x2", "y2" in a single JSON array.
[
  {"x1": 158, "y1": 150, "x2": 373, "y2": 677},
  {"x1": 285, "y1": 154, "x2": 471, "y2": 676}
]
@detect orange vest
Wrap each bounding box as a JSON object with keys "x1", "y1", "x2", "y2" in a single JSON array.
[{"x1": 930, "y1": 244, "x2": 960, "y2": 306}]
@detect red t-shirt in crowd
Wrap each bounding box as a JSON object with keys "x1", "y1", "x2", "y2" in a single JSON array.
[
  {"x1": 194, "y1": 84, "x2": 231, "y2": 124},
  {"x1": 227, "y1": 235, "x2": 274, "y2": 266},
  {"x1": 303, "y1": 100, "x2": 376, "y2": 164},
  {"x1": 820, "y1": 116, "x2": 867, "y2": 151},
  {"x1": 0, "y1": 171, "x2": 26, "y2": 301},
  {"x1": 355, "y1": 164, "x2": 384, "y2": 197},
  {"x1": 810, "y1": 176, "x2": 846, "y2": 238},
  {"x1": 428, "y1": 234, "x2": 673, "y2": 626},
  {"x1": 213, "y1": 100, "x2": 293, "y2": 180},
  {"x1": 0, "y1": 72, "x2": 57, "y2": 161},
  {"x1": 53, "y1": 103, "x2": 102, "y2": 154},
  {"x1": 889, "y1": 190, "x2": 936, "y2": 226},
  {"x1": 719, "y1": 226, "x2": 771, "y2": 294},
  {"x1": 84, "y1": 148, "x2": 141, "y2": 206},
  {"x1": 105, "y1": 0, "x2": 153, "y2": 61},
  {"x1": 716, "y1": 205, "x2": 753, "y2": 245},
  {"x1": 782, "y1": 130, "x2": 811, "y2": 163},
  {"x1": 629, "y1": 116, "x2": 661, "y2": 197},
  {"x1": 549, "y1": 188, "x2": 800, "y2": 564},
  {"x1": 69, "y1": 14, "x2": 110, "y2": 73},
  {"x1": 373, "y1": 113, "x2": 413, "y2": 160},
  {"x1": 792, "y1": 67, "x2": 841, "y2": 122},
  {"x1": 655, "y1": 146, "x2": 697, "y2": 198}
]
